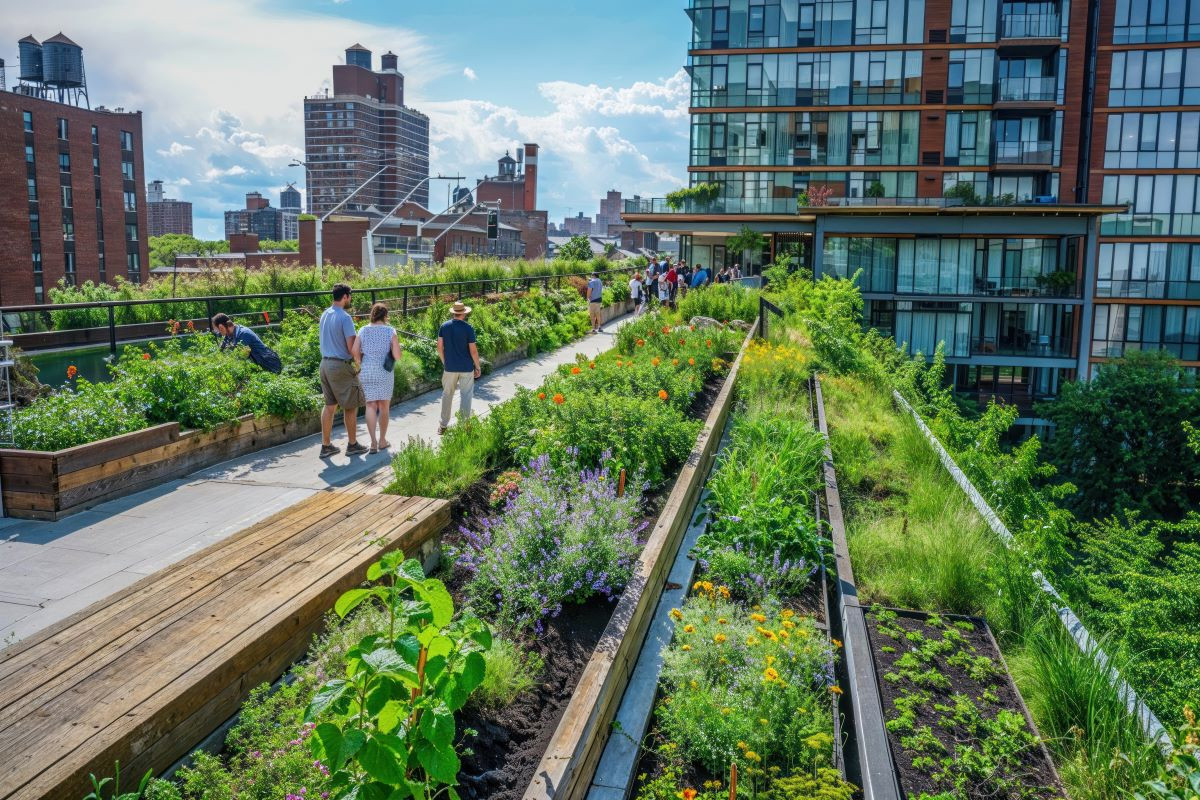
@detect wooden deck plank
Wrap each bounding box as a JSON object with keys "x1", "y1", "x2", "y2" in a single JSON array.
[{"x1": 0, "y1": 491, "x2": 449, "y2": 800}]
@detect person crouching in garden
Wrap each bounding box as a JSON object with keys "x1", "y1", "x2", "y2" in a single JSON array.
[
  {"x1": 211, "y1": 313, "x2": 282, "y2": 373},
  {"x1": 318, "y1": 283, "x2": 368, "y2": 459},
  {"x1": 437, "y1": 301, "x2": 482, "y2": 435},
  {"x1": 351, "y1": 302, "x2": 403, "y2": 454}
]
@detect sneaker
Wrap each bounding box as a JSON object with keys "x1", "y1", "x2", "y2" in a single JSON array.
[
  {"x1": 318, "y1": 444, "x2": 338, "y2": 459},
  {"x1": 437, "y1": 425, "x2": 448, "y2": 435},
  {"x1": 344, "y1": 442, "x2": 369, "y2": 456}
]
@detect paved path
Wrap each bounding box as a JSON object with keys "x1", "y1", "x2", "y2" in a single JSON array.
[{"x1": 0, "y1": 324, "x2": 625, "y2": 645}]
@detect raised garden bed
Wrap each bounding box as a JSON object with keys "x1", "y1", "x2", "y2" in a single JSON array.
[
  {"x1": 864, "y1": 607, "x2": 1064, "y2": 799},
  {"x1": 0, "y1": 302, "x2": 635, "y2": 520}
]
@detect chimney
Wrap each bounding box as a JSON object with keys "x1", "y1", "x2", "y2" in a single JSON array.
[{"x1": 522, "y1": 143, "x2": 538, "y2": 212}]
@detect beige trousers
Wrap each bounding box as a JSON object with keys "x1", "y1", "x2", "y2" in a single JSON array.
[{"x1": 440, "y1": 371, "x2": 475, "y2": 427}]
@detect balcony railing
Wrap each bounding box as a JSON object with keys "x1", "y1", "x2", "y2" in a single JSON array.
[
  {"x1": 972, "y1": 335, "x2": 1074, "y2": 358},
  {"x1": 1000, "y1": 13, "x2": 1061, "y2": 38},
  {"x1": 993, "y1": 141, "x2": 1057, "y2": 165},
  {"x1": 996, "y1": 76, "x2": 1058, "y2": 102},
  {"x1": 624, "y1": 196, "x2": 969, "y2": 215},
  {"x1": 1095, "y1": 280, "x2": 1200, "y2": 300}
]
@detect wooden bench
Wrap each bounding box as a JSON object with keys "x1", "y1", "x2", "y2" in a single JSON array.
[{"x1": 0, "y1": 488, "x2": 449, "y2": 800}]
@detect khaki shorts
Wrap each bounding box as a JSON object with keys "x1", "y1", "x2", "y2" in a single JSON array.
[
  {"x1": 320, "y1": 358, "x2": 366, "y2": 409},
  {"x1": 588, "y1": 301, "x2": 602, "y2": 314}
]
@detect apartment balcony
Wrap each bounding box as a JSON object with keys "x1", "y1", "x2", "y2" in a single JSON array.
[
  {"x1": 972, "y1": 334, "x2": 1073, "y2": 358},
  {"x1": 1000, "y1": 13, "x2": 1061, "y2": 39},
  {"x1": 992, "y1": 141, "x2": 1057, "y2": 167},
  {"x1": 995, "y1": 76, "x2": 1058, "y2": 103},
  {"x1": 624, "y1": 196, "x2": 965, "y2": 215}
]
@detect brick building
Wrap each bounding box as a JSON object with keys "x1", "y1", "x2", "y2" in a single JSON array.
[
  {"x1": 146, "y1": 179, "x2": 193, "y2": 237},
  {"x1": 224, "y1": 191, "x2": 298, "y2": 242},
  {"x1": 0, "y1": 87, "x2": 148, "y2": 304},
  {"x1": 474, "y1": 144, "x2": 548, "y2": 259},
  {"x1": 304, "y1": 45, "x2": 430, "y2": 216}
]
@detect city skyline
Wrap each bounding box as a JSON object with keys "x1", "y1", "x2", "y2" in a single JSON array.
[{"x1": 0, "y1": 0, "x2": 689, "y2": 239}]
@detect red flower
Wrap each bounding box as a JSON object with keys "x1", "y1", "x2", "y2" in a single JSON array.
[
  {"x1": 66, "y1": 365, "x2": 78, "y2": 379},
  {"x1": 571, "y1": 366, "x2": 582, "y2": 375},
  {"x1": 263, "y1": 311, "x2": 271, "y2": 324},
  {"x1": 552, "y1": 393, "x2": 565, "y2": 405},
  {"x1": 683, "y1": 790, "x2": 697, "y2": 800},
  {"x1": 186, "y1": 320, "x2": 195, "y2": 331},
  {"x1": 705, "y1": 339, "x2": 712, "y2": 348},
  {"x1": 141, "y1": 353, "x2": 151, "y2": 360},
  {"x1": 537, "y1": 392, "x2": 546, "y2": 400}
]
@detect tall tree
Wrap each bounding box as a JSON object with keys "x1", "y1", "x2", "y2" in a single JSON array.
[{"x1": 1037, "y1": 349, "x2": 1200, "y2": 519}]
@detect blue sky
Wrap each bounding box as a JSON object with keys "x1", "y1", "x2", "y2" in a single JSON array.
[{"x1": 3, "y1": 0, "x2": 692, "y2": 238}]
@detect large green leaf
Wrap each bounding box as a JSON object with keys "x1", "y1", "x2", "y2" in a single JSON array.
[
  {"x1": 311, "y1": 723, "x2": 344, "y2": 770},
  {"x1": 398, "y1": 558, "x2": 426, "y2": 582},
  {"x1": 415, "y1": 740, "x2": 460, "y2": 785},
  {"x1": 359, "y1": 734, "x2": 407, "y2": 785},
  {"x1": 459, "y1": 651, "x2": 486, "y2": 694},
  {"x1": 305, "y1": 679, "x2": 349, "y2": 721},
  {"x1": 418, "y1": 702, "x2": 456, "y2": 749},
  {"x1": 420, "y1": 579, "x2": 455, "y2": 628},
  {"x1": 335, "y1": 588, "x2": 377, "y2": 619},
  {"x1": 364, "y1": 646, "x2": 408, "y2": 674},
  {"x1": 395, "y1": 633, "x2": 422, "y2": 668},
  {"x1": 377, "y1": 699, "x2": 408, "y2": 735}
]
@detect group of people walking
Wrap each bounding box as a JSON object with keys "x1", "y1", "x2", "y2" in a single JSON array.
[
  {"x1": 627, "y1": 257, "x2": 742, "y2": 314},
  {"x1": 212, "y1": 282, "x2": 480, "y2": 460}
]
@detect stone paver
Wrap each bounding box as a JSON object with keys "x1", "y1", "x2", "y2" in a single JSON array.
[{"x1": 0, "y1": 324, "x2": 624, "y2": 645}]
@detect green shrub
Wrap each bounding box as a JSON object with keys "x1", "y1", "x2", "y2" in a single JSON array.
[
  {"x1": 14, "y1": 379, "x2": 146, "y2": 451},
  {"x1": 657, "y1": 589, "x2": 835, "y2": 776},
  {"x1": 471, "y1": 636, "x2": 544, "y2": 710},
  {"x1": 388, "y1": 416, "x2": 500, "y2": 498},
  {"x1": 679, "y1": 283, "x2": 759, "y2": 324},
  {"x1": 764, "y1": 768, "x2": 857, "y2": 800}
]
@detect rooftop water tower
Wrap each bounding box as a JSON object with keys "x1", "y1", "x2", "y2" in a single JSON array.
[
  {"x1": 13, "y1": 33, "x2": 89, "y2": 107},
  {"x1": 17, "y1": 35, "x2": 42, "y2": 82}
]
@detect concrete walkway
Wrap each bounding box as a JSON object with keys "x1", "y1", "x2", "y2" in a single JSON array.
[{"x1": 0, "y1": 323, "x2": 625, "y2": 646}]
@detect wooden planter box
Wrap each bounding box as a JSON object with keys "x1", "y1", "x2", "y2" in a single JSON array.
[
  {"x1": 0, "y1": 302, "x2": 635, "y2": 522},
  {"x1": 524, "y1": 321, "x2": 755, "y2": 800}
]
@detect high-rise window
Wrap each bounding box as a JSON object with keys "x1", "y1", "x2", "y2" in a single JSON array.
[
  {"x1": 120, "y1": 131, "x2": 133, "y2": 151},
  {"x1": 125, "y1": 223, "x2": 139, "y2": 241},
  {"x1": 127, "y1": 252, "x2": 141, "y2": 279},
  {"x1": 63, "y1": 221, "x2": 74, "y2": 241},
  {"x1": 22, "y1": 111, "x2": 33, "y2": 132},
  {"x1": 945, "y1": 111, "x2": 992, "y2": 165},
  {"x1": 951, "y1": 0, "x2": 999, "y2": 41},
  {"x1": 25, "y1": 145, "x2": 34, "y2": 164},
  {"x1": 61, "y1": 185, "x2": 73, "y2": 208},
  {"x1": 91, "y1": 125, "x2": 99, "y2": 145},
  {"x1": 57, "y1": 118, "x2": 68, "y2": 139},
  {"x1": 1105, "y1": 111, "x2": 1200, "y2": 168},
  {"x1": 93, "y1": 156, "x2": 100, "y2": 175},
  {"x1": 59, "y1": 152, "x2": 70, "y2": 172},
  {"x1": 1112, "y1": 0, "x2": 1200, "y2": 44},
  {"x1": 1109, "y1": 48, "x2": 1200, "y2": 106},
  {"x1": 124, "y1": 191, "x2": 137, "y2": 211},
  {"x1": 121, "y1": 160, "x2": 135, "y2": 181},
  {"x1": 27, "y1": 178, "x2": 37, "y2": 202}
]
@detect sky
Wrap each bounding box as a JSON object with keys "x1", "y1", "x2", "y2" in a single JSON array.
[{"x1": 1, "y1": 0, "x2": 692, "y2": 238}]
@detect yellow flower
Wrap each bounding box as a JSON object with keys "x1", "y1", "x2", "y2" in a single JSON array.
[
  {"x1": 692, "y1": 581, "x2": 703, "y2": 591},
  {"x1": 718, "y1": 586, "x2": 731, "y2": 599},
  {"x1": 779, "y1": 630, "x2": 790, "y2": 640},
  {"x1": 681, "y1": 644, "x2": 692, "y2": 651},
  {"x1": 717, "y1": 617, "x2": 728, "y2": 625},
  {"x1": 683, "y1": 624, "x2": 696, "y2": 634},
  {"x1": 720, "y1": 707, "x2": 731, "y2": 715},
  {"x1": 745, "y1": 750, "x2": 761, "y2": 763},
  {"x1": 702, "y1": 581, "x2": 714, "y2": 592},
  {"x1": 830, "y1": 685, "x2": 844, "y2": 695},
  {"x1": 782, "y1": 620, "x2": 795, "y2": 630},
  {"x1": 780, "y1": 609, "x2": 795, "y2": 619},
  {"x1": 763, "y1": 667, "x2": 780, "y2": 682},
  {"x1": 689, "y1": 680, "x2": 699, "y2": 690},
  {"x1": 745, "y1": 636, "x2": 759, "y2": 647},
  {"x1": 736, "y1": 741, "x2": 748, "y2": 750},
  {"x1": 759, "y1": 718, "x2": 769, "y2": 726},
  {"x1": 750, "y1": 613, "x2": 767, "y2": 623},
  {"x1": 670, "y1": 608, "x2": 683, "y2": 621},
  {"x1": 832, "y1": 638, "x2": 843, "y2": 649},
  {"x1": 713, "y1": 633, "x2": 727, "y2": 644}
]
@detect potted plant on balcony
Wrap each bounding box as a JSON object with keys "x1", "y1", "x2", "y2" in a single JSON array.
[
  {"x1": 664, "y1": 182, "x2": 720, "y2": 211},
  {"x1": 796, "y1": 184, "x2": 834, "y2": 209},
  {"x1": 1035, "y1": 269, "x2": 1077, "y2": 296},
  {"x1": 865, "y1": 180, "x2": 887, "y2": 199}
]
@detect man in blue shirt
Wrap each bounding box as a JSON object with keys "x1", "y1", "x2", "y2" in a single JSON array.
[
  {"x1": 437, "y1": 301, "x2": 482, "y2": 435},
  {"x1": 211, "y1": 313, "x2": 282, "y2": 374},
  {"x1": 318, "y1": 284, "x2": 368, "y2": 458},
  {"x1": 690, "y1": 264, "x2": 710, "y2": 289},
  {"x1": 587, "y1": 271, "x2": 604, "y2": 332}
]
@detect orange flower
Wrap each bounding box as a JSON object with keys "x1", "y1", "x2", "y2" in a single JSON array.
[
  {"x1": 705, "y1": 339, "x2": 712, "y2": 348},
  {"x1": 616, "y1": 359, "x2": 623, "y2": 367},
  {"x1": 589, "y1": 362, "x2": 596, "y2": 369},
  {"x1": 141, "y1": 353, "x2": 151, "y2": 361},
  {"x1": 830, "y1": 685, "x2": 844, "y2": 695},
  {"x1": 672, "y1": 358, "x2": 679, "y2": 366},
  {"x1": 553, "y1": 393, "x2": 565, "y2": 405},
  {"x1": 683, "y1": 790, "x2": 697, "y2": 800},
  {"x1": 688, "y1": 357, "x2": 695, "y2": 366},
  {"x1": 186, "y1": 320, "x2": 195, "y2": 331},
  {"x1": 171, "y1": 321, "x2": 181, "y2": 334},
  {"x1": 651, "y1": 357, "x2": 661, "y2": 366},
  {"x1": 66, "y1": 365, "x2": 78, "y2": 379},
  {"x1": 658, "y1": 389, "x2": 669, "y2": 401},
  {"x1": 263, "y1": 311, "x2": 271, "y2": 324},
  {"x1": 636, "y1": 338, "x2": 645, "y2": 347},
  {"x1": 662, "y1": 326, "x2": 670, "y2": 334},
  {"x1": 571, "y1": 366, "x2": 582, "y2": 375},
  {"x1": 538, "y1": 392, "x2": 546, "y2": 400},
  {"x1": 690, "y1": 325, "x2": 696, "y2": 331}
]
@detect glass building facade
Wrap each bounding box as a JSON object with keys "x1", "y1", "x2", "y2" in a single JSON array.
[{"x1": 622, "y1": 0, "x2": 1200, "y2": 418}]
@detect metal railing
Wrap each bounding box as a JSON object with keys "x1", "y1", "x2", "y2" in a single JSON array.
[
  {"x1": 0, "y1": 266, "x2": 639, "y2": 356},
  {"x1": 993, "y1": 141, "x2": 1057, "y2": 165},
  {"x1": 996, "y1": 76, "x2": 1058, "y2": 102},
  {"x1": 1000, "y1": 12, "x2": 1061, "y2": 38},
  {"x1": 971, "y1": 335, "x2": 1074, "y2": 358},
  {"x1": 624, "y1": 196, "x2": 969, "y2": 215}
]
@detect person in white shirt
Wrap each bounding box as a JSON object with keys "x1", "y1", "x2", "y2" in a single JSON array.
[
  {"x1": 657, "y1": 270, "x2": 671, "y2": 304},
  {"x1": 629, "y1": 272, "x2": 645, "y2": 315}
]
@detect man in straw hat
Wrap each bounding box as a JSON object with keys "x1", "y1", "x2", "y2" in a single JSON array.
[{"x1": 437, "y1": 300, "x2": 482, "y2": 435}]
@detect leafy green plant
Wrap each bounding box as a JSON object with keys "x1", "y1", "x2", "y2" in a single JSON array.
[
  {"x1": 677, "y1": 283, "x2": 759, "y2": 323},
  {"x1": 304, "y1": 553, "x2": 491, "y2": 800},
  {"x1": 726, "y1": 225, "x2": 767, "y2": 263},
  {"x1": 14, "y1": 378, "x2": 147, "y2": 451},
  {"x1": 389, "y1": 417, "x2": 500, "y2": 499},
  {"x1": 83, "y1": 763, "x2": 153, "y2": 800},
  {"x1": 665, "y1": 182, "x2": 720, "y2": 210},
  {"x1": 470, "y1": 636, "x2": 544, "y2": 711},
  {"x1": 1135, "y1": 707, "x2": 1200, "y2": 800}
]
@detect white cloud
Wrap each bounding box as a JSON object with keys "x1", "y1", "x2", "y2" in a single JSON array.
[
  {"x1": 157, "y1": 141, "x2": 194, "y2": 157},
  {"x1": 463, "y1": 67, "x2": 477, "y2": 81},
  {"x1": 421, "y1": 70, "x2": 689, "y2": 223}
]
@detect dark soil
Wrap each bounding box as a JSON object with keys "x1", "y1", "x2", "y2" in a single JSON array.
[
  {"x1": 864, "y1": 609, "x2": 1064, "y2": 799},
  {"x1": 438, "y1": 371, "x2": 726, "y2": 797}
]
